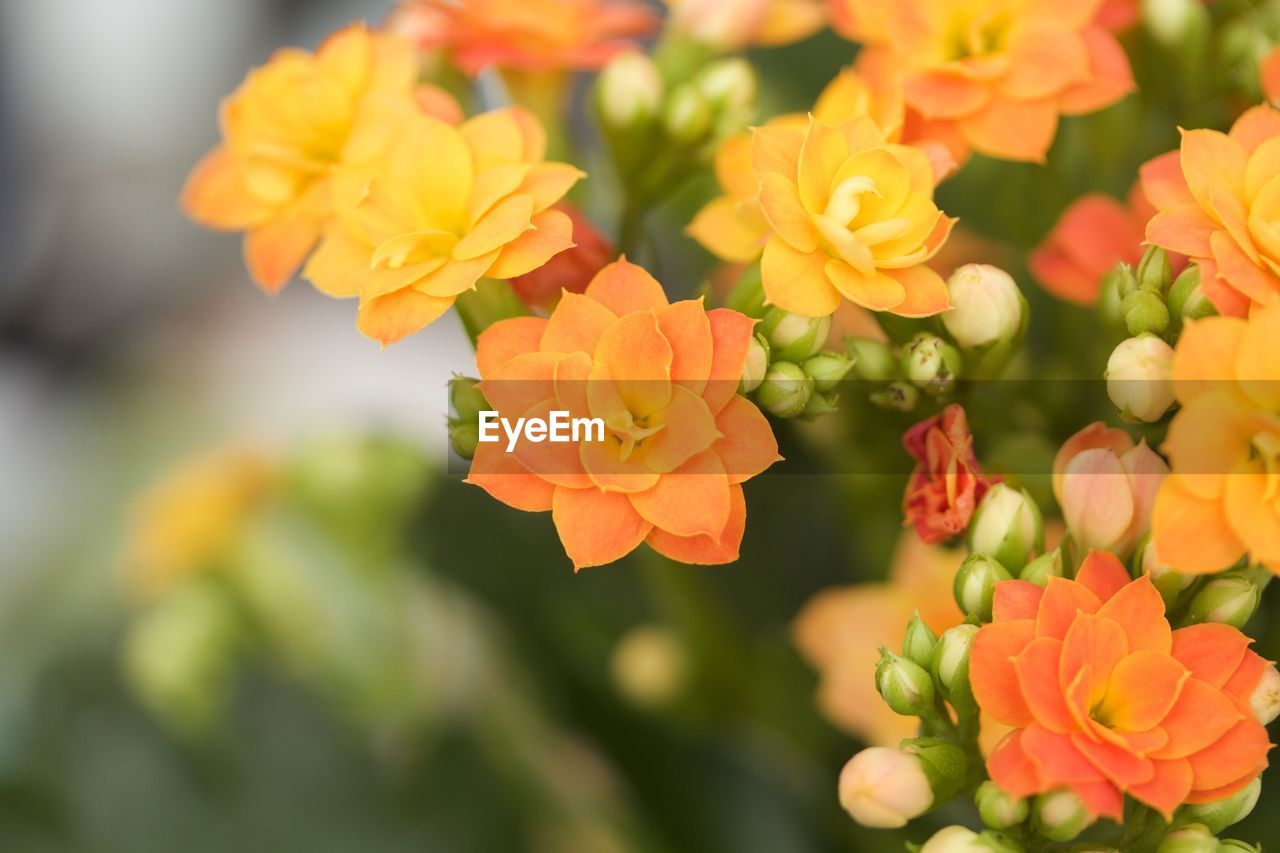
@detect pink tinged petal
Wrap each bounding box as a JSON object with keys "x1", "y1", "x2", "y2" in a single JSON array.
[
  {"x1": 712, "y1": 395, "x2": 780, "y2": 485},
  {"x1": 1061, "y1": 449, "x2": 1135, "y2": 552},
  {"x1": 1036, "y1": 577, "x2": 1103, "y2": 641},
  {"x1": 657, "y1": 300, "x2": 715, "y2": 397},
  {"x1": 476, "y1": 316, "x2": 548, "y2": 377},
  {"x1": 1171, "y1": 624, "x2": 1252, "y2": 688},
  {"x1": 703, "y1": 308, "x2": 758, "y2": 414},
  {"x1": 629, "y1": 451, "x2": 731, "y2": 538},
  {"x1": 485, "y1": 207, "x2": 575, "y2": 279},
  {"x1": 645, "y1": 483, "x2": 746, "y2": 565},
  {"x1": 464, "y1": 440, "x2": 554, "y2": 511},
  {"x1": 643, "y1": 385, "x2": 723, "y2": 474},
  {"x1": 552, "y1": 487, "x2": 653, "y2": 570},
  {"x1": 540, "y1": 292, "x2": 618, "y2": 355},
  {"x1": 584, "y1": 258, "x2": 670, "y2": 315},
  {"x1": 1146, "y1": 204, "x2": 1217, "y2": 258},
  {"x1": 993, "y1": 580, "x2": 1045, "y2": 622},
  {"x1": 1141, "y1": 150, "x2": 1195, "y2": 209},
  {"x1": 1014, "y1": 637, "x2": 1075, "y2": 732},
  {"x1": 758, "y1": 173, "x2": 819, "y2": 253},
  {"x1": 986, "y1": 730, "x2": 1042, "y2": 798},
  {"x1": 1022, "y1": 724, "x2": 1109, "y2": 787}
]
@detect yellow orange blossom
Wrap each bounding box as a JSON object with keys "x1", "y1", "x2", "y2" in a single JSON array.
[
  {"x1": 663, "y1": 0, "x2": 826, "y2": 50},
  {"x1": 751, "y1": 113, "x2": 956, "y2": 318},
  {"x1": 973, "y1": 551, "x2": 1271, "y2": 820},
  {"x1": 392, "y1": 0, "x2": 657, "y2": 75},
  {"x1": 689, "y1": 65, "x2": 957, "y2": 266},
  {"x1": 466, "y1": 259, "x2": 780, "y2": 569},
  {"x1": 124, "y1": 447, "x2": 273, "y2": 600},
  {"x1": 182, "y1": 24, "x2": 419, "y2": 292},
  {"x1": 1143, "y1": 104, "x2": 1280, "y2": 317},
  {"x1": 1152, "y1": 304, "x2": 1280, "y2": 574},
  {"x1": 829, "y1": 0, "x2": 1135, "y2": 163},
  {"x1": 303, "y1": 107, "x2": 584, "y2": 345}
]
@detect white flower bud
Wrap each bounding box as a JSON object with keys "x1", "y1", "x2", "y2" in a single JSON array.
[
  {"x1": 944, "y1": 264, "x2": 1025, "y2": 349},
  {"x1": 968, "y1": 484, "x2": 1044, "y2": 571},
  {"x1": 1249, "y1": 662, "x2": 1280, "y2": 725},
  {"x1": 597, "y1": 51, "x2": 664, "y2": 129},
  {"x1": 838, "y1": 747, "x2": 932, "y2": 828},
  {"x1": 1106, "y1": 335, "x2": 1175, "y2": 423}
]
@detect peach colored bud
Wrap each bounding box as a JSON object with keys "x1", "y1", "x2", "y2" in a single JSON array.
[
  {"x1": 665, "y1": 0, "x2": 769, "y2": 50},
  {"x1": 943, "y1": 264, "x2": 1025, "y2": 349},
  {"x1": 838, "y1": 747, "x2": 932, "y2": 828},
  {"x1": 1055, "y1": 427, "x2": 1168, "y2": 557},
  {"x1": 1106, "y1": 336, "x2": 1175, "y2": 422}
]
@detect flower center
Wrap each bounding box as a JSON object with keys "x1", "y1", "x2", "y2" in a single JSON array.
[
  {"x1": 604, "y1": 411, "x2": 665, "y2": 462},
  {"x1": 942, "y1": 8, "x2": 1013, "y2": 62}
]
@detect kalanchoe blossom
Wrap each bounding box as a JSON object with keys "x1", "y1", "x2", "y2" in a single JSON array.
[
  {"x1": 902, "y1": 404, "x2": 996, "y2": 545},
  {"x1": 391, "y1": 0, "x2": 658, "y2": 75},
  {"x1": 1141, "y1": 103, "x2": 1280, "y2": 316},
  {"x1": 303, "y1": 107, "x2": 583, "y2": 344},
  {"x1": 971, "y1": 551, "x2": 1273, "y2": 822},
  {"x1": 828, "y1": 0, "x2": 1135, "y2": 163},
  {"x1": 466, "y1": 259, "x2": 780, "y2": 569},
  {"x1": 1153, "y1": 304, "x2": 1280, "y2": 574},
  {"x1": 1265, "y1": 48, "x2": 1280, "y2": 105},
  {"x1": 182, "y1": 24, "x2": 420, "y2": 292},
  {"x1": 509, "y1": 203, "x2": 616, "y2": 312}
]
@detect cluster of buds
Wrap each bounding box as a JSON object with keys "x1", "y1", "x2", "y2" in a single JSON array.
[
  {"x1": 447, "y1": 375, "x2": 490, "y2": 460},
  {"x1": 744, "y1": 307, "x2": 855, "y2": 420}
]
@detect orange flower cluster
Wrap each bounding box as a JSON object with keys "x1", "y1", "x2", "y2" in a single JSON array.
[
  {"x1": 467, "y1": 259, "x2": 779, "y2": 569},
  {"x1": 973, "y1": 551, "x2": 1272, "y2": 821},
  {"x1": 829, "y1": 0, "x2": 1135, "y2": 163}
]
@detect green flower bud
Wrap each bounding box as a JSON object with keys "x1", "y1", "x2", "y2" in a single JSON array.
[
  {"x1": 596, "y1": 51, "x2": 663, "y2": 130},
  {"x1": 1143, "y1": 0, "x2": 1211, "y2": 56},
  {"x1": 1136, "y1": 244, "x2": 1174, "y2": 294},
  {"x1": 449, "y1": 375, "x2": 488, "y2": 422},
  {"x1": 1167, "y1": 263, "x2": 1216, "y2": 322},
  {"x1": 903, "y1": 610, "x2": 938, "y2": 668},
  {"x1": 931, "y1": 623, "x2": 979, "y2": 711},
  {"x1": 954, "y1": 553, "x2": 1014, "y2": 622},
  {"x1": 902, "y1": 737, "x2": 969, "y2": 806},
  {"x1": 760, "y1": 307, "x2": 831, "y2": 362},
  {"x1": 1122, "y1": 289, "x2": 1171, "y2": 337},
  {"x1": 876, "y1": 648, "x2": 936, "y2": 716},
  {"x1": 976, "y1": 781, "x2": 1029, "y2": 830},
  {"x1": 663, "y1": 83, "x2": 713, "y2": 144},
  {"x1": 1186, "y1": 572, "x2": 1261, "y2": 629},
  {"x1": 847, "y1": 337, "x2": 899, "y2": 381},
  {"x1": 1098, "y1": 264, "x2": 1133, "y2": 339},
  {"x1": 803, "y1": 352, "x2": 855, "y2": 393},
  {"x1": 870, "y1": 380, "x2": 919, "y2": 412},
  {"x1": 968, "y1": 485, "x2": 1044, "y2": 572},
  {"x1": 694, "y1": 58, "x2": 757, "y2": 135},
  {"x1": 919, "y1": 826, "x2": 1025, "y2": 853},
  {"x1": 1178, "y1": 777, "x2": 1261, "y2": 834},
  {"x1": 1157, "y1": 824, "x2": 1220, "y2": 853},
  {"x1": 1032, "y1": 789, "x2": 1093, "y2": 842},
  {"x1": 1106, "y1": 334, "x2": 1176, "y2": 423},
  {"x1": 1106, "y1": 262, "x2": 1140, "y2": 301},
  {"x1": 902, "y1": 332, "x2": 962, "y2": 397},
  {"x1": 449, "y1": 420, "x2": 480, "y2": 459},
  {"x1": 1138, "y1": 535, "x2": 1195, "y2": 610},
  {"x1": 801, "y1": 389, "x2": 840, "y2": 419},
  {"x1": 1216, "y1": 841, "x2": 1262, "y2": 852},
  {"x1": 739, "y1": 334, "x2": 770, "y2": 394},
  {"x1": 1020, "y1": 548, "x2": 1063, "y2": 587},
  {"x1": 756, "y1": 362, "x2": 813, "y2": 418}
]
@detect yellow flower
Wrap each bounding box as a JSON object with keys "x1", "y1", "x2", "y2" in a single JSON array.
[
  {"x1": 304, "y1": 107, "x2": 584, "y2": 344},
  {"x1": 753, "y1": 113, "x2": 955, "y2": 318},
  {"x1": 182, "y1": 24, "x2": 420, "y2": 292},
  {"x1": 124, "y1": 447, "x2": 273, "y2": 600}
]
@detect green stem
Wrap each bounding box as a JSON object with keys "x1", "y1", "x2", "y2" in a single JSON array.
[{"x1": 455, "y1": 279, "x2": 530, "y2": 346}]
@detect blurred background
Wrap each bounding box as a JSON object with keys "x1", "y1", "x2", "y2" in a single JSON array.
[{"x1": 3, "y1": 1, "x2": 1280, "y2": 851}]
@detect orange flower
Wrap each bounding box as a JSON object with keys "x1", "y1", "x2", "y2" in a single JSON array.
[
  {"x1": 1152, "y1": 304, "x2": 1280, "y2": 574},
  {"x1": 663, "y1": 0, "x2": 826, "y2": 50},
  {"x1": 182, "y1": 24, "x2": 420, "y2": 292},
  {"x1": 1265, "y1": 47, "x2": 1280, "y2": 105},
  {"x1": 972, "y1": 551, "x2": 1272, "y2": 821},
  {"x1": 688, "y1": 65, "x2": 955, "y2": 267},
  {"x1": 902, "y1": 404, "x2": 996, "y2": 545},
  {"x1": 466, "y1": 258, "x2": 779, "y2": 569},
  {"x1": 793, "y1": 532, "x2": 965, "y2": 746},
  {"x1": 830, "y1": 0, "x2": 1135, "y2": 163},
  {"x1": 303, "y1": 107, "x2": 583, "y2": 345},
  {"x1": 509, "y1": 203, "x2": 615, "y2": 312},
  {"x1": 1142, "y1": 104, "x2": 1280, "y2": 316},
  {"x1": 1030, "y1": 184, "x2": 1154, "y2": 306},
  {"x1": 393, "y1": 0, "x2": 657, "y2": 75}
]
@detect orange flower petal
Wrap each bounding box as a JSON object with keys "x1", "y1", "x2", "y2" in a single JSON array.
[
  {"x1": 797, "y1": 119, "x2": 849, "y2": 212},
  {"x1": 414, "y1": 251, "x2": 499, "y2": 298},
  {"x1": 181, "y1": 147, "x2": 272, "y2": 230},
  {"x1": 713, "y1": 395, "x2": 781, "y2": 485},
  {"x1": 595, "y1": 311, "x2": 674, "y2": 417},
  {"x1": 629, "y1": 450, "x2": 731, "y2": 538},
  {"x1": 646, "y1": 482, "x2": 747, "y2": 565},
  {"x1": 1075, "y1": 551, "x2": 1130, "y2": 603},
  {"x1": 584, "y1": 258, "x2": 669, "y2": 315},
  {"x1": 1210, "y1": 230, "x2": 1280, "y2": 307},
  {"x1": 1185, "y1": 719, "x2": 1271, "y2": 793},
  {"x1": 1015, "y1": 637, "x2": 1076, "y2": 732},
  {"x1": 644, "y1": 386, "x2": 722, "y2": 474},
  {"x1": 1059, "y1": 614, "x2": 1128, "y2": 705},
  {"x1": 1224, "y1": 471, "x2": 1280, "y2": 567},
  {"x1": 453, "y1": 194, "x2": 534, "y2": 260},
  {"x1": 1096, "y1": 650, "x2": 1186, "y2": 731},
  {"x1": 902, "y1": 71, "x2": 990, "y2": 119},
  {"x1": 486, "y1": 207, "x2": 576, "y2": 279},
  {"x1": 355, "y1": 287, "x2": 455, "y2": 345},
  {"x1": 1022, "y1": 724, "x2": 1108, "y2": 787},
  {"x1": 1263, "y1": 47, "x2": 1280, "y2": 104},
  {"x1": 1036, "y1": 577, "x2": 1102, "y2": 640},
  {"x1": 464, "y1": 440, "x2": 555, "y2": 511},
  {"x1": 552, "y1": 486, "x2": 652, "y2": 570},
  {"x1": 971, "y1": 619, "x2": 1037, "y2": 727},
  {"x1": 580, "y1": 439, "x2": 662, "y2": 494},
  {"x1": 825, "y1": 260, "x2": 907, "y2": 312},
  {"x1": 658, "y1": 300, "x2": 715, "y2": 398},
  {"x1": 688, "y1": 196, "x2": 768, "y2": 264},
  {"x1": 1171, "y1": 624, "x2": 1252, "y2": 689},
  {"x1": 761, "y1": 237, "x2": 843, "y2": 317},
  {"x1": 958, "y1": 96, "x2": 1059, "y2": 164},
  {"x1": 884, "y1": 264, "x2": 951, "y2": 317},
  {"x1": 476, "y1": 316, "x2": 549, "y2": 377},
  {"x1": 540, "y1": 292, "x2": 618, "y2": 355},
  {"x1": 987, "y1": 729, "x2": 1042, "y2": 798},
  {"x1": 1001, "y1": 21, "x2": 1089, "y2": 101},
  {"x1": 1228, "y1": 103, "x2": 1280, "y2": 154},
  {"x1": 759, "y1": 173, "x2": 819, "y2": 253},
  {"x1": 1071, "y1": 732, "x2": 1155, "y2": 789},
  {"x1": 521, "y1": 162, "x2": 586, "y2": 213},
  {"x1": 993, "y1": 580, "x2": 1044, "y2": 622},
  {"x1": 1223, "y1": 650, "x2": 1270, "y2": 712},
  {"x1": 1058, "y1": 26, "x2": 1135, "y2": 115},
  {"x1": 478, "y1": 350, "x2": 561, "y2": 420},
  {"x1": 1146, "y1": 204, "x2": 1216, "y2": 258},
  {"x1": 245, "y1": 212, "x2": 321, "y2": 293},
  {"x1": 1152, "y1": 476, "x2": 1245, "y2": 574},
  {"x1": 1128, "y1": 758, "x2": 1193, "y2": 820},
  {"x1": 1181, "y1": 128, "x2": 1247, "y2": 215},
  {"x1": 1153, "y1": 676, "x2": 1242, "y2": 760},
  {"x1": 1096, "y1": 576, "x2": 1171, "y2": 654},
  {"x1": 511, "y1": 400, "x2": 595, "y2": 490}
]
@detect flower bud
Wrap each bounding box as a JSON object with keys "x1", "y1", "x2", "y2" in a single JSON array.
[
  {"x1": 903, "y1": 610, "x2": 938, "y2": 668},
  {"x1": 876, "y1": 648, "x2": 936, "y2": 716},
  {"x1": 1157, "y1": 824, "x2": 1220, "y2": 853},
  {"x1": 801, "y1": 389, "x2": 840, "y2": 419},
  {"x1": 968, "y1": 485, "x2": 1044, "y2": 572},
  {"x1": 931, "y1": 623, "x2": 979, "y2": 710},
  {"x1": 663, "y1": 83, "x2": 713, "y2": 144},
  {"x1": 1216, "y1": 840, "x2": 1261, "y2": 852},
  {"x1": 1106, "y1": 262, "x2": 1140, "y2": 302},
  {"x1": 1106, "y1": 334, "x2": 1175, "y2": 423},
  {"x1": 694, "y1": 57, "x2": 757, "y2": 135},
  {"x1": 1122, "y1": 289, "x2": 1171, "y2": 337},
  {"x1": 1033, "y1": 789, "x2": 1093, "y2": 842},
  {"x1": 761, "y1": 307, "x2": 831, "y2": 362},
  {"x1": 1186, "y1": 572, "x2": 1261, "y2": 630},
  {"x1": 449, "y1": 420, "x2": 481, "y2": 460},
  {"x1": 1056, "y1": 431, "x2": 1168, "y2": 558},
  {"x1": 666, "y1": 0, "x2": 769, "y2": 52},
  {"x1": 1143, "y1": 0, "x2": 1212, "y2": 55},
  {"x1": 976, "y1": 781, "x2": 1029, "y2": 830},
  {"x1": 1167, "y1": 263, "x2": 1216, "y2": 322},
  {"x1": 1178, "y1": 777, "x2": 1261, "y2": 834},
  {"x1": 756, "y1": 362, "x2": 813, "y2": 418},
  {"x1": 943, "y1": 264, "x2": 1026, "y2": 349},
  {"x1": 1248, "y1": 662, "x2": 1280, "y2": 725},
  {"x1": 1139, "y1": 536, "x2": 1195, "y2": 609},
  {"x1": 1098, "y1": 264, "x2": 1134, "y2": 338},
  {"x1": 802, "y1": 352, "x2": 855, "y2": 394},
  {"x1": 847, "y1": 337, "x2": 899, "y2": 381},
  {"x1": 1020, "y1": 548, "x2": 1064, "y2": 587},
  {"x1": 904, "y1": 737, "x2": 969, "y2": 805},
  {"x1": 1136, "y1": 244, "x2": 1174, "y2": 294},
  {"x1": 870, "y1": 381, "x2": 920, "y2": 412},
  {"x1": 739, "y1": 334, "x2": 769, "y2": 394},
  {"x1": 837, "y1": 747, "x2": 932, "y2": 828},
  {"x1": 597, "y1": 51, "x2": 664, "y2": 130},
  {"x1": 449, "y1": 375, "x2": 488, "y2": 422},
  {"x1": 954, "y1": 554, "x2": 1014, "y2": 622},
  {"x1": 920, "y1": 826, "x2": 1023, "y2": 853},
  {"x1": 902, "y1": 333, "x2": 962, "y2": 397}
]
